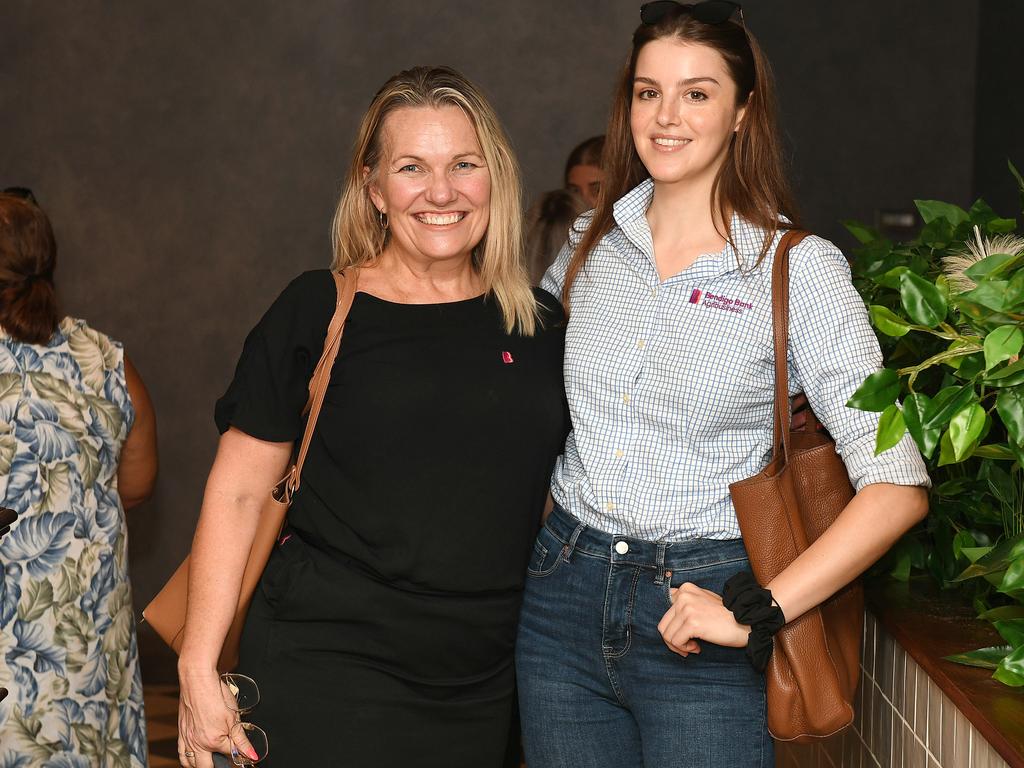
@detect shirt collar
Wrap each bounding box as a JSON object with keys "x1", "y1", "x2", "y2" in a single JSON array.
[{"x1": 612, "y1": 179, "x2": 779, "y2": 278}]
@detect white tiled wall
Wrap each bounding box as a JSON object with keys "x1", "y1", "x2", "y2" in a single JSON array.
[{"x1": 775, "y1": 612, "x2": 1010, "y2": 768}]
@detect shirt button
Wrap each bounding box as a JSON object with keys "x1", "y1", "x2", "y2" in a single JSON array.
[
  {"x1": 637, "y1": 339, "x2": 646, "y2": 349},
  {"x1": 622, "y1": 394, "x2": 630, "y2": 404},
  {"x1": 605, "y1": 501, "x2": 616, "y2": 512},
  {"x1": 651, "y1": 287, "x2": 658, "y2": 298},
  {"x1": 614, "y1": 449, "x2": 624, "y2": 458},
  {"x1": 615, "y1": 541, "x2": 629, "y2": 555}
]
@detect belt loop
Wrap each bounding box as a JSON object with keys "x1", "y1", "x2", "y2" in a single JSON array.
[
  {"x1": 562, "y1": 522, "x2": 586, "y2": 563},
  {"x1": 654, "y1": 541, "x2": 668, "y2": 585}
]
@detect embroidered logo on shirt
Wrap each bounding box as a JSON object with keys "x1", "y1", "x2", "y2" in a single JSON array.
[
  {"x1": 701, "y1": 292, "x2": 753, "y2": 314},
  {"x1": 501, "y1": 351, "x2": 514, "y2": 364},
  {"x1": 689, "y1": 289, "x2": 702, "y2": 304}
]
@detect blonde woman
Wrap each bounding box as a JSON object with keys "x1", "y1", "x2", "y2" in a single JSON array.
[{"x1": 176, "y1": 66, "x2": 567, "y2": 767}]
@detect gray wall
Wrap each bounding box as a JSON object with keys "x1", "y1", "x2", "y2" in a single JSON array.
[
  {"x1": 0, "y1": 1, "x2": 986, "y2": 607},
  {"x1": 974, "y1": 0, "x2": 1024, "y2": 219}
]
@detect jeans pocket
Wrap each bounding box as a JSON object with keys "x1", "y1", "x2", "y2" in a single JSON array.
[
  {"x1": 526, "y1": 526, "x2": 565, "y2": 579},
  {"x1": 662, "y1": 551, "x2": 753, "y2": 666}
]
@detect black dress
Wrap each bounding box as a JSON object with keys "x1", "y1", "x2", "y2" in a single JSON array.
[{"x1": 215, "y1": 270, "x2": 567, "y2": 767}]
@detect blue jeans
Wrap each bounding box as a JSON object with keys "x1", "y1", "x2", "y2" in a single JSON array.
[{"x1": 516, "y1": 506, "x2": 772, "y2": 768}]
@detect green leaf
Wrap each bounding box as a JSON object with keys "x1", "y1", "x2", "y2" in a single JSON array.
[
  {"x1": 920, "y1": 217, "x2": 956, "y2": 247},
  {"x1": 847, "y1": 369, "x2": 900, "y2": 412},
  {"x1": 950, "y1": 403, "x2": 986, "y2": 461},
  {"x1": 869, "y1": 305, "x2": 912, "y2": 337},
  {"x1": 876, "y1": 266, "x2": 910, "y2": 290},
  {"x1": 843, "y1": 220, "x2": 881, "y2": 245},
  {"x1": 998, "y1": 557, "x2": 1024, "y2": 595},
  {"x1": 985, "y1": 358, "x2": 1024, "y2": 389},
  {"x1": 990, "y1": 218, "x2": 1018, "y2": 234},
  {"x1": 971, "y1": 444, "x2": 1017, "y2": 460},
  {"x1": 969, "y1": 198, "x2": 999, "y2": 226},
  {"x1": 890, "y1": 550, "x2": 912, "y2": 581},
  {"x1": 994, "y1": 644, "x2": 1024, "y2": 686},
  {"x1": 903, "y1": 392, "x2": 940, "y2": 458},
  {"x1": 984, "y1": 326, "x2": 1024, "y2": 371},
  {"x1": 962, "y1": 546, "x2": 995, "y2": 563},
  {"x1": 944, "y1": 644, "x2": 1011, "y2": 670},
  {"x1": 954, "y1": 352, "x2": 985, "y2": 380},
  {"x1": 900, "y1": 272, "x2": 948, "y2": 327},
  {"x1": 980, "y1": 605, "x2": 1024, "y2": 621},
  {"x1": 965, "y1": 252, "x2": 1018, "y2": 281},
  {"x1": 938, "y1": 428, "x2": 958, "y2": 466},
  {"x1": 994, "y1": 619, "x2": 1024, "y2": 647},
  {"x1": 924, "y1": 385, "x2": 976, "y2": 429},
  {"x1": 1010, "y1": 159, "x2": 1024, "y2": 212},
  {"x1": 960, "y1": 280, "x2": 1011, "y2": 312},
  {"x1": 997, "y1": 389, "x2": 1024, "y2": 445},
  {"x1": 956, "y1": 534, "x2": 1024, "y2": 580},
  {"x1": 952, "y1": 530, "x2": 977, "y2": 560},
  {"x1": 875, "y1": 404, "x2": 906, "y2": 455},
  {"x1": 915, "y1": 199, "x2": 970, "y2": 226}
]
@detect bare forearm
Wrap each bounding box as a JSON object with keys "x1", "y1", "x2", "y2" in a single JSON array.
[
  {"x1": 176, "y1": 429, "x2": 292, "y2": 673},
  {"x1": 177, "y1": 486, "x2": 263, "y2": 673},
  {"x1": 767, "y1": 483, "x2": 928, "y2": 623}
]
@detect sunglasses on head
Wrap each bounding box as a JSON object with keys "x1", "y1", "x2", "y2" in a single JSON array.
[{"x1": 640, "y1": 0, "x2": 743, "y2": 27}]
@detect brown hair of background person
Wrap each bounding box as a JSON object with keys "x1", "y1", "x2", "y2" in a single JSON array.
[
  {"x1": 525, "y1": 189, "x2": 586, "y2": 285},
  {"x1": 561, "y1": 10, "x2": 799, "y2": 307},
  {"x1": 563, "y1": 136, "x2": 605, "y2": 210},
  {"x1": 563, "y1": 135, "x2": 604, "y2": 185},
  {"x1": 0, "y1": 192, "x2": 60, "y2": 344}
]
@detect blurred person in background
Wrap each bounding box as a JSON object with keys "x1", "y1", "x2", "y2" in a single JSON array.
[
  {"x1": 525, "y1": 188, "x2": 586, "y2": 285},
  {"x1": 564, "y1": 135, "x2": 606, "y2": 210},
  {"x1": 0, "y1": 189, "x2": 158, "y2": 768}
]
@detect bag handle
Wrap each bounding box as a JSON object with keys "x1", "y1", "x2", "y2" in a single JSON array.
[
  {"x1": 278, "y1": 269, "x2": 358, "y2": 500},
  {"x1": 770, "y1": 230, "x2": 811, "y2": 464}
]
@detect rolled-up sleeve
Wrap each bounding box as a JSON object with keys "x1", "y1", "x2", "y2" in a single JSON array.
[{"x1": 787, "y1": 237, "x2": 930, "y2": 490}]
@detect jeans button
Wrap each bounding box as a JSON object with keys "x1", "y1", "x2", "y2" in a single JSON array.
[{"x1": 614, "y1": 541, "x2": 629, "y2": 555}]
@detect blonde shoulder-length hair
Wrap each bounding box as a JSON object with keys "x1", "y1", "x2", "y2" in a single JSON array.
[{"x1": 331, "y1": 65, "x2": 537, "y2": 335}]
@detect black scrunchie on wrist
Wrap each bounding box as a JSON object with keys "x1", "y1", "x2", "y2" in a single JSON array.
[{"x1": 722, "y1": 571, "x2": 786, "y2": 672}]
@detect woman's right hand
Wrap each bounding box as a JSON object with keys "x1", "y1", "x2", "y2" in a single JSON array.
[{"x1": 177, "y1": 665, "x2": 257, "y2": 767}]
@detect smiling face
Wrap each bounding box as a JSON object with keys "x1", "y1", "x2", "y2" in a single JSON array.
[
  {"x1": 566, "y1": 163, "x2": 604, "y2": 210},
  {"x1": 368, "y1": 105, "x2": 491, "y2": 266},
  {"x1": 629, "y1": 38, "x2": 746, "y2": 190}
]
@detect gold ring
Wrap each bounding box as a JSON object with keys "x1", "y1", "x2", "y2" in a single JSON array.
[{"x1": 184, "y1": 751, "x2": 195, "y2": 758}]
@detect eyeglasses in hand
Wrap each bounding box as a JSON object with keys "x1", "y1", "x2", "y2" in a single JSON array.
[{"x1": 213, "y1": 673, "x2": 269, "y2": 767}]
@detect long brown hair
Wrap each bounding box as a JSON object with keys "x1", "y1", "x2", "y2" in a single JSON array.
[
  {"x1": 563, "y1": 9, "x2": 799, "y2": 306},
  {"x1": 331, "y1": 65, "x2": 537, "y2": 335},
  {"x1": 0, "y1": 193, "x2": 60, "y2": 344}
]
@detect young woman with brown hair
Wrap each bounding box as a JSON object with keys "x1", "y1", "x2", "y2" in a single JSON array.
[{"x1": 516, "y1": 3, "x2": 930, "y2": 766}]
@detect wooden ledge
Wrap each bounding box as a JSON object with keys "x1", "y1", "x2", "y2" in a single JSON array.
[{"x1": 866, "y1": 579, "x2": 1024, "y2": 767}]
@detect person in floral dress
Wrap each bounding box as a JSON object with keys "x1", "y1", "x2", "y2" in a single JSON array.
[{"x1": 0, "y1": 190, "x2": 158, "y2": 767}]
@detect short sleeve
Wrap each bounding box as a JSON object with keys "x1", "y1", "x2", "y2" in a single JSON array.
[
  {"x1": 787, "y1": 237, "x2": 931, "y2": 490},
  {"x1": 214, "y1": 270, "x2": 336, "y2": 442}
]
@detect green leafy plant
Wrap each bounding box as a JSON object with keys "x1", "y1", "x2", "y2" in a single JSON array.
[{"x1": 847, "y1": 161, "x2": 1024, "y2": 687}]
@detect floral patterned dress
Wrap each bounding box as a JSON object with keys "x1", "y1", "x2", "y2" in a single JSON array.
[{"x1": 0, "y1": 318, "x2": 147, "y2": 768}]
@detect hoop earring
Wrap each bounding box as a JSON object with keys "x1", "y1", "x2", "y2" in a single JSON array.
[{"x1": 378, "y1": 209, "x2": 389, "y2": 231}]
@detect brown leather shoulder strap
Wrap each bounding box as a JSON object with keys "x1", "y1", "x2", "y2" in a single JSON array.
[
  {"x1": 280, "y1": 269, "x2": 358, "y2": 498},
  {"x1": 771, "y1": 230, "x2": 810, "y2": 462}
]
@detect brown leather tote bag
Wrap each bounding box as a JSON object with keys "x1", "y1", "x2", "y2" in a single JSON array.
[
  {"x1": 142, "y1": 269, "x2": 357, "y2": 673},
  {"x1": 729, "y1": 231, "x2": 862, "y2": 742}
]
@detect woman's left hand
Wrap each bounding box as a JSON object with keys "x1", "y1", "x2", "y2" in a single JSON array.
[{"x1": 657, "y1": 582, "x2": 751, "y2": 657}]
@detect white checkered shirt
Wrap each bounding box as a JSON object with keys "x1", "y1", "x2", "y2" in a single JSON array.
[{"x1": 542, "y1": 179, "x2": 930, "y2": 541}]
